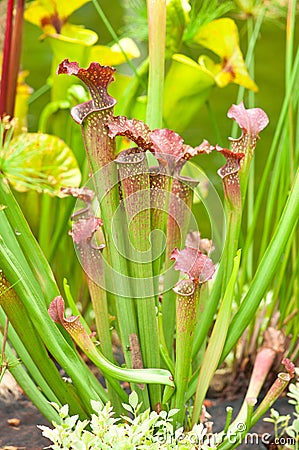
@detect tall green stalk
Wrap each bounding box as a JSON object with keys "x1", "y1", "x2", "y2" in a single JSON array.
[
  {"x1": 172, "y1": 279, "x2": 200, "y2": 425},
  {"x1": 191, "y1": 251, "x2": 241, "y2": 426},
  {"x1": 146, "y1": 0, "x2": 166, "y2": 129},
  {"x1": 115, "y1": 147, "x2": 161, "y2": 409},
  {"x1": 163, "y1": 177, "x2": 198, "y2": 355},
  {"x1": 170, "y1": 246, "x2": 215, "y2": 426}
]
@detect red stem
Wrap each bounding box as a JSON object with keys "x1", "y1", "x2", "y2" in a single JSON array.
[
  {"x1": 7, "y1": 0, "x2": 25, "y2": 117},
  {"x1": 0, "y1": 0, "x2": 14, "y2": 116}
]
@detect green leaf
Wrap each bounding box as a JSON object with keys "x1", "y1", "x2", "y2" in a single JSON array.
[
  {"x1": 2, "y1": 133, "x2": 81, "y2": 195},
  {"x1": 60, "y1": 404, "x2": 69, "y2": 419},
  {"x1": 129, "y1": 391, "x2": 139, "y2": 410},
  {"x1": 122, "y1": 403, "x2": 134, "y2": 414},
  {"x1": 168, "y1": 408, "x2": 179, "y2": 418}
]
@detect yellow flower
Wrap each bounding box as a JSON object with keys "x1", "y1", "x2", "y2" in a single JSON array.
[
  {"x1": 24, "y1": 0, "x2": 91, "y2": 35},
  {"x1": 194, "y1": 18, "x2": 258, "y2": 91},
  {"x1": 24, "y1": 0, "x2": 140, "y2": 67}
]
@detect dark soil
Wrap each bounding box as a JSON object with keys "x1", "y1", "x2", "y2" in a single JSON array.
[
  {"x1": 0, "y1": 395, "x2": 51, "y2": 450},
  {"x1": 0, "y1": 392, "x2": 294, "y2": 450},
  {"x1": 207, "y1": 395, "x2": 293, "y2": 450}
]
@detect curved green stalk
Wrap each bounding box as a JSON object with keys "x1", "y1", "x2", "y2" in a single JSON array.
[
  {"x1": 52, "y1": 295, "x2": 173, "y2": 388},
  {"x1": 85, "y1": 345, "x2": 174, "y2": 388},
  {"x1": 64, "y1": 279, "x2": 123, "y2": 413}
]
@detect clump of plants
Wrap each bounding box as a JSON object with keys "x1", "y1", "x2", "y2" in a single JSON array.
[
  {"x1": 0, "y1": 0, "x2": 299, "y2": 449},
  {"x1": 38, "y1": 392, "x2": 205, "y2": 450},
  {"x1": 39, "y1": 364, "x2": 298, "y2": 450}
]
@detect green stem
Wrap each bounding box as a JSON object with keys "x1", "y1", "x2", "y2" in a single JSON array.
[
  {"x1": 38, "y1": 193, "x2": 53, "y2": 258},
  {"x1": 115, "y1": 148, "x2": 161, "y2": 409},
  {"x1": 191, "y1": 251, "x2": 241, "y2": 426},
  {"x1": 172, "y1": 280, "x2": 200, "y2": 426},
  {"x1": 221, "y1": 205, "x2": 242, "y2": 295},
  {"x1": 91, "y1": 0, "x2": 142, "y2": 82},
  {"x1": 149, "y1": 168, "x2": 168, "y2": 302},
  {"x1": 0, "y1": 0, "x2": 13, "y2": 116},
  {"x1": 146, "y1": 0, "x2": 166, "y2": 129},
  {"x1": 157, "y1": 304, "x2": 174, "y2": 374},
  {"x1": 163, "y1": 177, "x2": 197, "y2": 356},
  {"x1": 217, "y1": 399, "x2": 257, "y2": 450},
  {"x1": 244, "y1": 16, "x2": 255, "y2": 281},
  {"x1": 191, "y1": 260, "x2": 223, "y2": 359}
]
